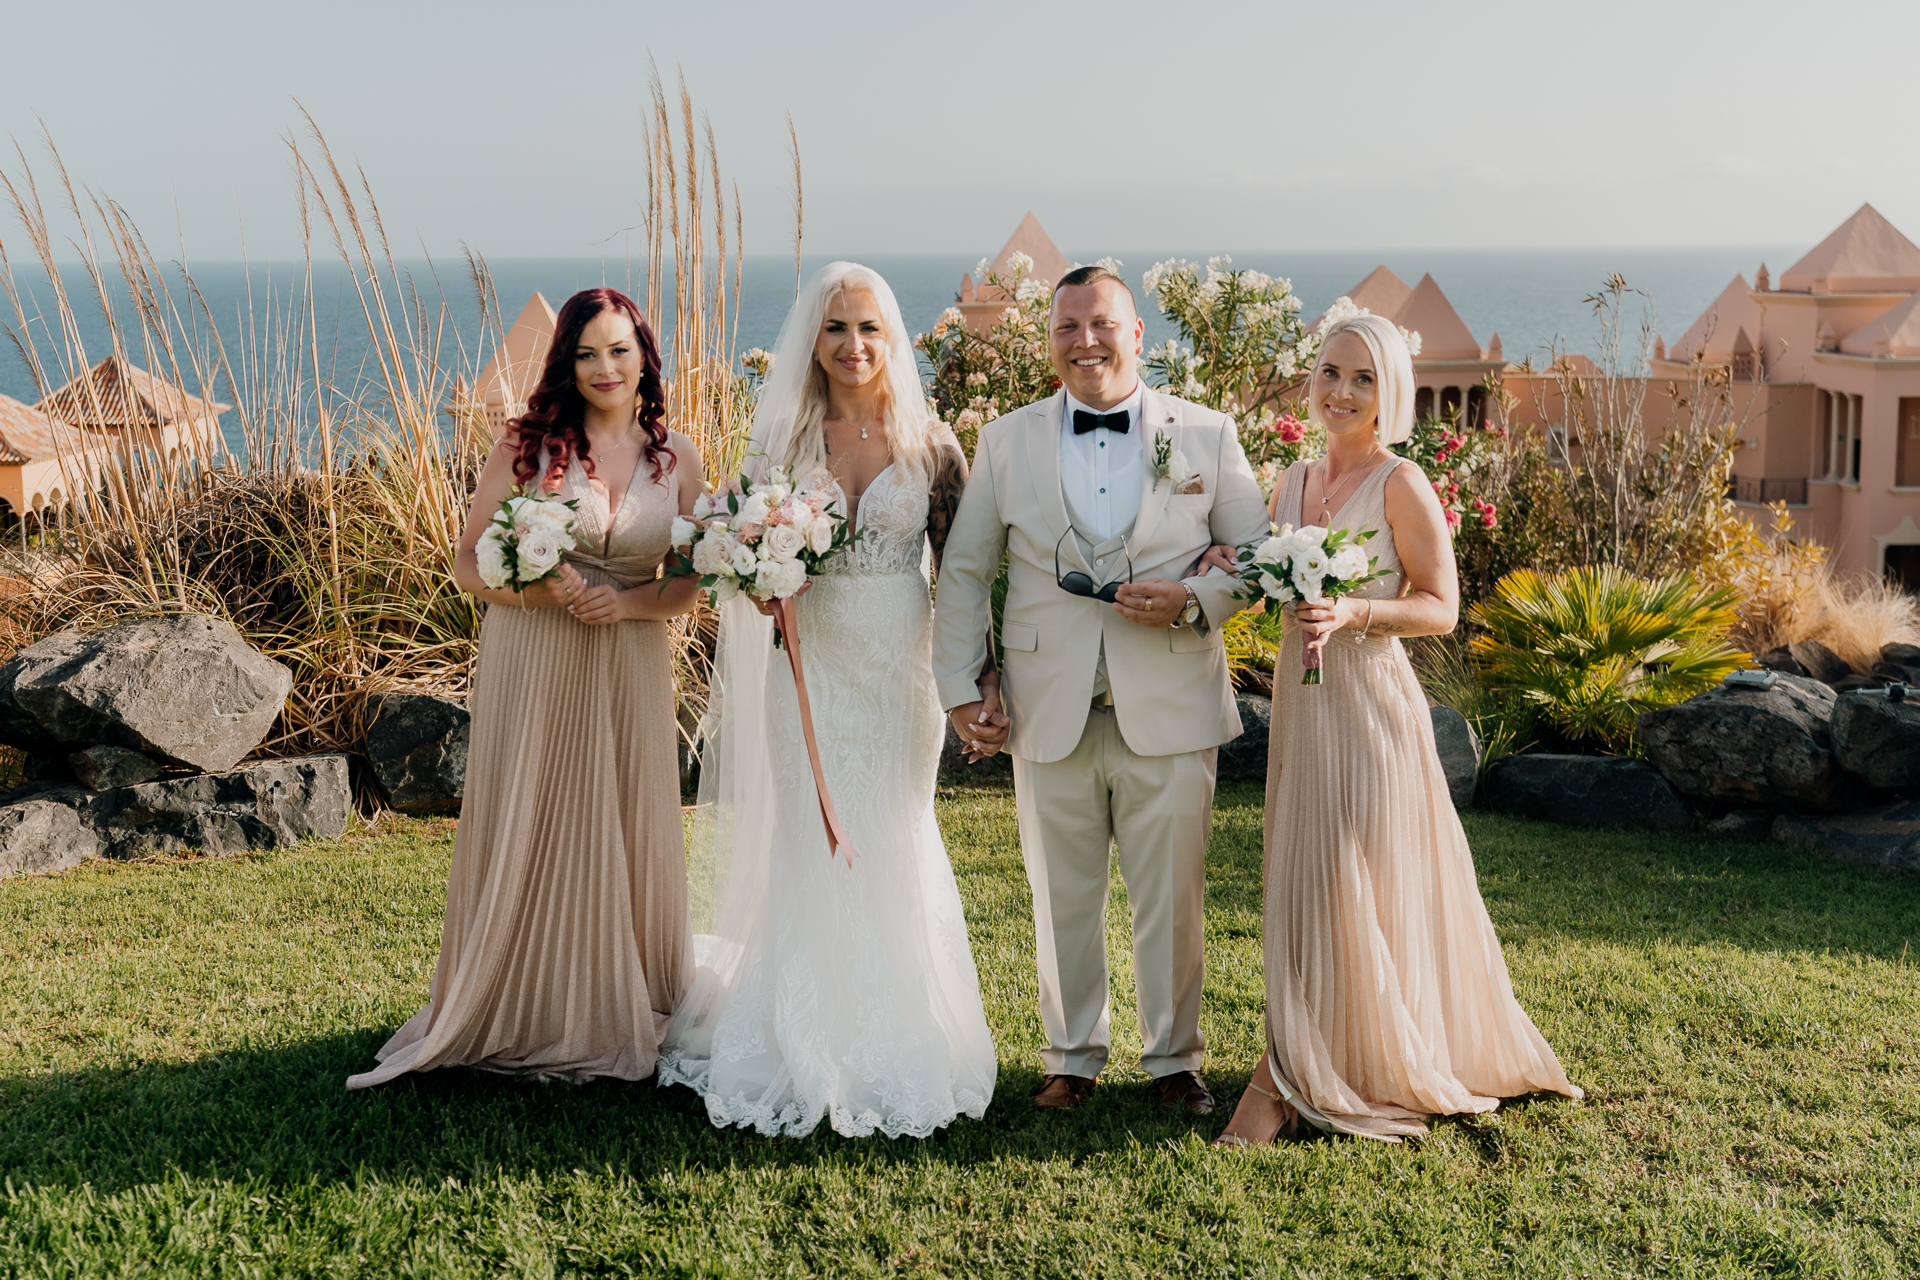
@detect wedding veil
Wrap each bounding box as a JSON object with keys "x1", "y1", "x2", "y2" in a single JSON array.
[{"x1": 680, "y1": 263, "x2": 931, "y2": 991}]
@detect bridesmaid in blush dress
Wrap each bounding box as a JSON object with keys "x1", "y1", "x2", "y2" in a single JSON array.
[
  {"x1": 349, "y1": 288, "x2": 703, "y2": 1088},
  {"x1": 1211, "y1": 313, "x2": 1582, "y2": 1144}
]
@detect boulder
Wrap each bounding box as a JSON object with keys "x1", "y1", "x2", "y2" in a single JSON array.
[
  {"x1": 366, "y1": 693, "x2": 469, "y2": 814},
  {"x1": 0, "y1": 615, "x2": 292, "y2": 773},
  {"x1": 1829, "y1": 689, "x2": 1920, "y2": 791},
  {"x1": 1638, "y1": 674, "x2": 1857, "y2": 813},
  {"x1": 1830, "y1": 674, "x2": 1884, "y2": 694},
  {"x1": 0, "y1": 794, "x2": 103, "y2": 877},
  {"x1": 1787, "y1": 640, "x2": 1853, "y2": 686},
  {"x1": 1772, "y1": 801, "x2": 1920, "y2": 874},
  {"x1": 1871, "y1": 661, "x2": 1920, "y2": 687},
  {"x1": 1882, "y1": 642, "x2": 1920, "y2": 667},
  {"x1": 1757, "y1": 647, "x2": 1807, "y2": 677},
  {"x1": 68, "y1": 744, "x2": 161, "y2": 792},
  {"x1": 82, "y1": 755, "x2": 352, "y2": 858},
  {"x1": 1484, "y1": 753, "x2": 1691, "y2": 831},
  {"x1": 1218, "y1": 693, "x2": 1272, "y2": 783},
  {"x1": 1429, "y1": 706, "x2": 1480, "y2": 809}
]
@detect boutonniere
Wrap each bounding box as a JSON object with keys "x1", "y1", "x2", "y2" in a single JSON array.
[{"x1": 1152, "y1": 429, "x2": 1189, "y2": 492}]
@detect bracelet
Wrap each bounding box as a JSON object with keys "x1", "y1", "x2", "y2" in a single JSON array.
[{"x1": 1361, "y1": 599, "x2": 1374, "y2": 636}]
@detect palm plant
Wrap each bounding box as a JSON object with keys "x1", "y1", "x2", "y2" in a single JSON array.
[{"x1": 1468, "y1": 565, "x2": 1746, "y2": 754}]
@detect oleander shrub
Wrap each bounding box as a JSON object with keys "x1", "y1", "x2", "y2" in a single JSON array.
[{"x1": 1468, "y1": 564, "x2": 1746, "y2": 754}]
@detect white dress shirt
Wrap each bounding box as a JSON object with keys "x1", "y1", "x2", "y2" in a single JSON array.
[{"x1": 1060, "y1": 382, "x2": 1145, "y2": 542}]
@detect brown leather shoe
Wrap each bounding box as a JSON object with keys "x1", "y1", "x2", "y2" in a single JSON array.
[
  {"x1": 1032, "y1": 1074, "x2": 1096, "y2": 1110},
  {"x1": 1154, "y1": 1070, "x2": 1215, "y2": 1114}
]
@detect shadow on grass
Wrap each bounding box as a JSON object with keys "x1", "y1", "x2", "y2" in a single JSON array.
[{"x1": 0, "y1": 1033, "x2": 1239, "y2": 1194}]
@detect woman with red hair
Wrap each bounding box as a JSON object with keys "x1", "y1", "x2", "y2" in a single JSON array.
[{"x1": 350, "y1": 288, "x2": 703, "y2": 1088}]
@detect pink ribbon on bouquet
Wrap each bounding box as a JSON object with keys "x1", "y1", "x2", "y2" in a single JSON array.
[{"x1": 770, "y1": 596, "x2": 859, "y2": 868}]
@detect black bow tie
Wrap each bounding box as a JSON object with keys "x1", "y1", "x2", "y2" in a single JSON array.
[{"x1": 1073, "y1": 408, "x2": 1130, "y2": 436}]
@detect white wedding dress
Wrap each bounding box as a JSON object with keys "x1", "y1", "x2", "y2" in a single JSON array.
[{"x1": 657, "y1": 463, "x2": 998, "y2": 1138}]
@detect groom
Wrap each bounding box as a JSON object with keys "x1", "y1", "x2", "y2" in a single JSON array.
[{"x1": 934, "y1": 265, "x2": 1270, "y2": 1113}]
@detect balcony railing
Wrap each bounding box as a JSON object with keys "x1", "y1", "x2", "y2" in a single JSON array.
[{"x1": 1730, "y1": 477, "x2": 1808, "y2": 505}]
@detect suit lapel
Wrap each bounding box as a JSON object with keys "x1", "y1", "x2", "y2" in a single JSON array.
[
  {"x1": 1025, "y1": 391, "x2": 1086, "y2": 571},
  {"x1": 1132, "y1": 388, "x2": 1177, "y2": 550}
]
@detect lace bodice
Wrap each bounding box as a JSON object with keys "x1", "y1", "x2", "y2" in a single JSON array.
[{"x1": 820, "y1": 463, "x2": 930, "y2": 578}]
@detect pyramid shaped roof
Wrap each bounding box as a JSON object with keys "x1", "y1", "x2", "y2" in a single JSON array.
[
  {"x1": 1306, "y1": 265, "x2": 1411, "y2": 331},
  {"x1": 1778, "y1": 203, "x2": 1920, "y2": 293},
  {"x1": 37, "y1": 355, "x2": 228, "y2": 430},
  {"x1": 1672, "y1": 274, "x2": 1758, "y2": 361},
  {"x1": 992, "y1": 212, "x2": 1070, "y2": 288},
  {"x1": 1393, "y1": 273, "x2": 1480, "y2": 359},
  {"x1": 474, "y1": 293, "x2": 558, "y2": 408},
  {"x1": 0, "y1": 394, "x2": 56, "y2": 463},
  {"x1": 1839, "y1": 288, "x2": 1920, "y2": 357}
]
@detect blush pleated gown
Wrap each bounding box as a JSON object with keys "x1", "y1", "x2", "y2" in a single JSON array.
[
  {"x1": 348, "y1": 451, "x2": 690, "y2": 1088},
  {"x1": 1258, "y1": 457, "x2": 1581, "y2": 1140}
]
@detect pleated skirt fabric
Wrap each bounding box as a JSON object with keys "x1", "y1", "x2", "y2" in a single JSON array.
[
  {"x1": 347, "y1": 589, "x2": 690, "y2": 1087},
  {"x1": 1261, "y1": 622, "x2": 1581, "y2": 1140}
]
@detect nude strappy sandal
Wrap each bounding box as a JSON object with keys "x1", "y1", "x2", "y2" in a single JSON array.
[{"x1": 1212, "y1": 1064, "x2": 1301, "y2": 1149}]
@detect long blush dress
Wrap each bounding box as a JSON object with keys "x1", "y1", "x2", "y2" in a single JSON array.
[
  {"x1": 1259, "y1": 457, "x2": 1581, "y2": 1140},
  {"x1": 348, "y1": 449, "x2": 690, "y2": 1088}
]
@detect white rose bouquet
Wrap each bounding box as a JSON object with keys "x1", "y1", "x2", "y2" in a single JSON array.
[
  {"x1": 665, "y1": 464, "x2": 858, "y2": 610},
  {"x1": 474, "y1": 488, "x2": 581, "y2": 591},
  {"x1": 1225, "y1": 521, "x2": 1387, "y2": 685}
]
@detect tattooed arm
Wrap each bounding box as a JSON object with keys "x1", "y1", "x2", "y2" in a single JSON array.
[{"x1": 926, "y1": 433, "x2": 970, "y2": 577}]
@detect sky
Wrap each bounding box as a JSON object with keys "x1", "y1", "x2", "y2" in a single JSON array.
[{"x1": 2, "y1": 0, "x2": 1917, "y2": 263}]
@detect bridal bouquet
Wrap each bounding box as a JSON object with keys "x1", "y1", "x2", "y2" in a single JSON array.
[
  {"x1": 668, "y1": 464, "x2": 863, "y2": 866},
  {"x1": 1226, "y1": 522, "x2": 1388, "y2": 684},
  {"x1": 475, "y1": 488, "x2": 581, "y2": 590},
  {"x1": 666, "y1": 464, "x2": 856, "y2": 603}
]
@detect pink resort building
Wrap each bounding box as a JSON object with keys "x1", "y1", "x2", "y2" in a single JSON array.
[{"x1": 0, "y1": 356, "x2": 225, "y2": 530}]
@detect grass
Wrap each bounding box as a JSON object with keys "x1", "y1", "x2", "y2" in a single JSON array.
[{"x1": 0, "y1": 785, "x2": 1916, "y2": 1277}]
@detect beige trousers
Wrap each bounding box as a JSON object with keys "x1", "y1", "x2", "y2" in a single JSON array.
[{"x1": 1012, "y1": 705, "x2": 1216, "y2": 1080}]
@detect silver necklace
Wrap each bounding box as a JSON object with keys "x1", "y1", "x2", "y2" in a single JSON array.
[{"x1": 1320, "y1": 448, "x2": 1381, "y2": 510}]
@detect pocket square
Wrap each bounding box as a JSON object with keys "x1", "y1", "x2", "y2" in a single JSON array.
[{"x1": 1173, "y1": 474, "x2": 1206, "y2": 496}]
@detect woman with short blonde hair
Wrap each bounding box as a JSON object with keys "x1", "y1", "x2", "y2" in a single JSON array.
[{"x1": 1210, "y1": 311, "x2": 1582, "y2": 1144}]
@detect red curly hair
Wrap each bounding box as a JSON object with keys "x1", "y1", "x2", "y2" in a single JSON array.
[{"x1": 509, "y1": 288, "x2": 671, "y2": 491}]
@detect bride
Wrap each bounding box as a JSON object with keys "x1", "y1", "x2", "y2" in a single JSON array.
[{"x1": 657, "y1": 262, "x2": 1000, "y2": 1138}]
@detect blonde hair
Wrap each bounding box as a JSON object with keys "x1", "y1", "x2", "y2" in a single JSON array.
[
  {"x1": 1311, "y1": 313, "x2": 1415, "y2": 446},
  {"x1": 775, "y1": 263, "x2": 936, "y2": 486}
]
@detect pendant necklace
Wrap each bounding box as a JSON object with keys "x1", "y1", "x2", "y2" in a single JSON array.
[{"x1": 1320, "y1": 447, "x2": 1381, "y2": 513}]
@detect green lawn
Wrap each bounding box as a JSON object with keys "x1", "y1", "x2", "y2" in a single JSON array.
[{"x1": 0, "y1": 784, "x2": 1915, "y2": 1278}]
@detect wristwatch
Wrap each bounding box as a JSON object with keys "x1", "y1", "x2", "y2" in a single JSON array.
[{"x1": 1171, "y1": 584, "x2": 1202, "y2": 629}]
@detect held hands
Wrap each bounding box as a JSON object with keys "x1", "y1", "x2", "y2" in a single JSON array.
[
  {"x1": 948, "y1": 673, "x2": 1010, "y2": 761},
  {"x1": 1110, "y1": 579, "x2": 1187, "y2": 627}
]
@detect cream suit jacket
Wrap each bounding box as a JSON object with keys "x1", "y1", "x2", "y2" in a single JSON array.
[{"x1": 933, "y1": 388, "x2": 1272, "y2": 763}]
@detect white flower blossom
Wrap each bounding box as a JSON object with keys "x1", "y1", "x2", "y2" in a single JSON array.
[
  {"x1": 806, "y1": 517, "x2": 835, "y2": 555},
  {"x1": 729, "y1": 543, "x2": 759, "y2": 577},
  {"x1": 474, "y1": 526, "x2": 509, "y2": 589},
  {"x1": 736, "y1": 491, "x2": 772, "y2": 526},
  {"x1": 762, "y1": 524, "x2": 805, "y2": 562},
  {"x1": 669, "y1": 516, "x2": 698, "y2": 547},
  {"x1": 692, "y1": 492, "x2": 713, "y2": 519},
  {"x1": 519, "y1": 530, "x2": 562, "y2": 577},
  {"x1": 691, "y1": 534, "x2": 729, "y2": 577},
  {"x1": 755, "y1": 557, "x2": 808, "y2": 599},
  {"x1": 1005, "y1": 250, "x2": 1035, "y2": 278}
]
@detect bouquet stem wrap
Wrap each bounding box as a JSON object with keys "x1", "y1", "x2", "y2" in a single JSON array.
[
  {"x1": 1301, "y1": 629, "x2": 1326, "y2": 685},
  {"x1": 771, "y1": 596, "x2": 860, "y2": 867}
]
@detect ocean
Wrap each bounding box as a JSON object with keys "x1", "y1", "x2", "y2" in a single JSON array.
[{"x1": 0, "y1": 246, "x2": 1795, "y2": 453}]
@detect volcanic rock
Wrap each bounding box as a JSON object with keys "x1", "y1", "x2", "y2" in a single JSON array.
[
  {"x1": 366, "y1": 693, "x2": 469, "y2": 814},
  {"x1": 0, "y1": 614, "x2": 291, "y2": 772},
  {"x1": 1484, "y1": 753, "x2": 1690, "y2": 831},
  {"x1": 1829, "y1": 688, "x2": 1920, "y2": 791},
  {"x1": 1637, "y1": 674, "x2": 1856, "y2": 812},
  {"x1": 68, "y1": 744, "x2": 162, "y2": 792},
  {"x1": 1429, "y1": 706, "x2": 1481, "y2": 809},
  {"x1": 1772, "y1": 800, "x2": 1920, "y2": 874}
]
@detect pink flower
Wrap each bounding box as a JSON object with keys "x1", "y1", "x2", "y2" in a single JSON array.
[
  {"x1": 1274, "y1": 413, "x2": 1306, "y2": 444},
  {"x1": 1445, "y1": 508, "x2": 1462, "y2": 529}
]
